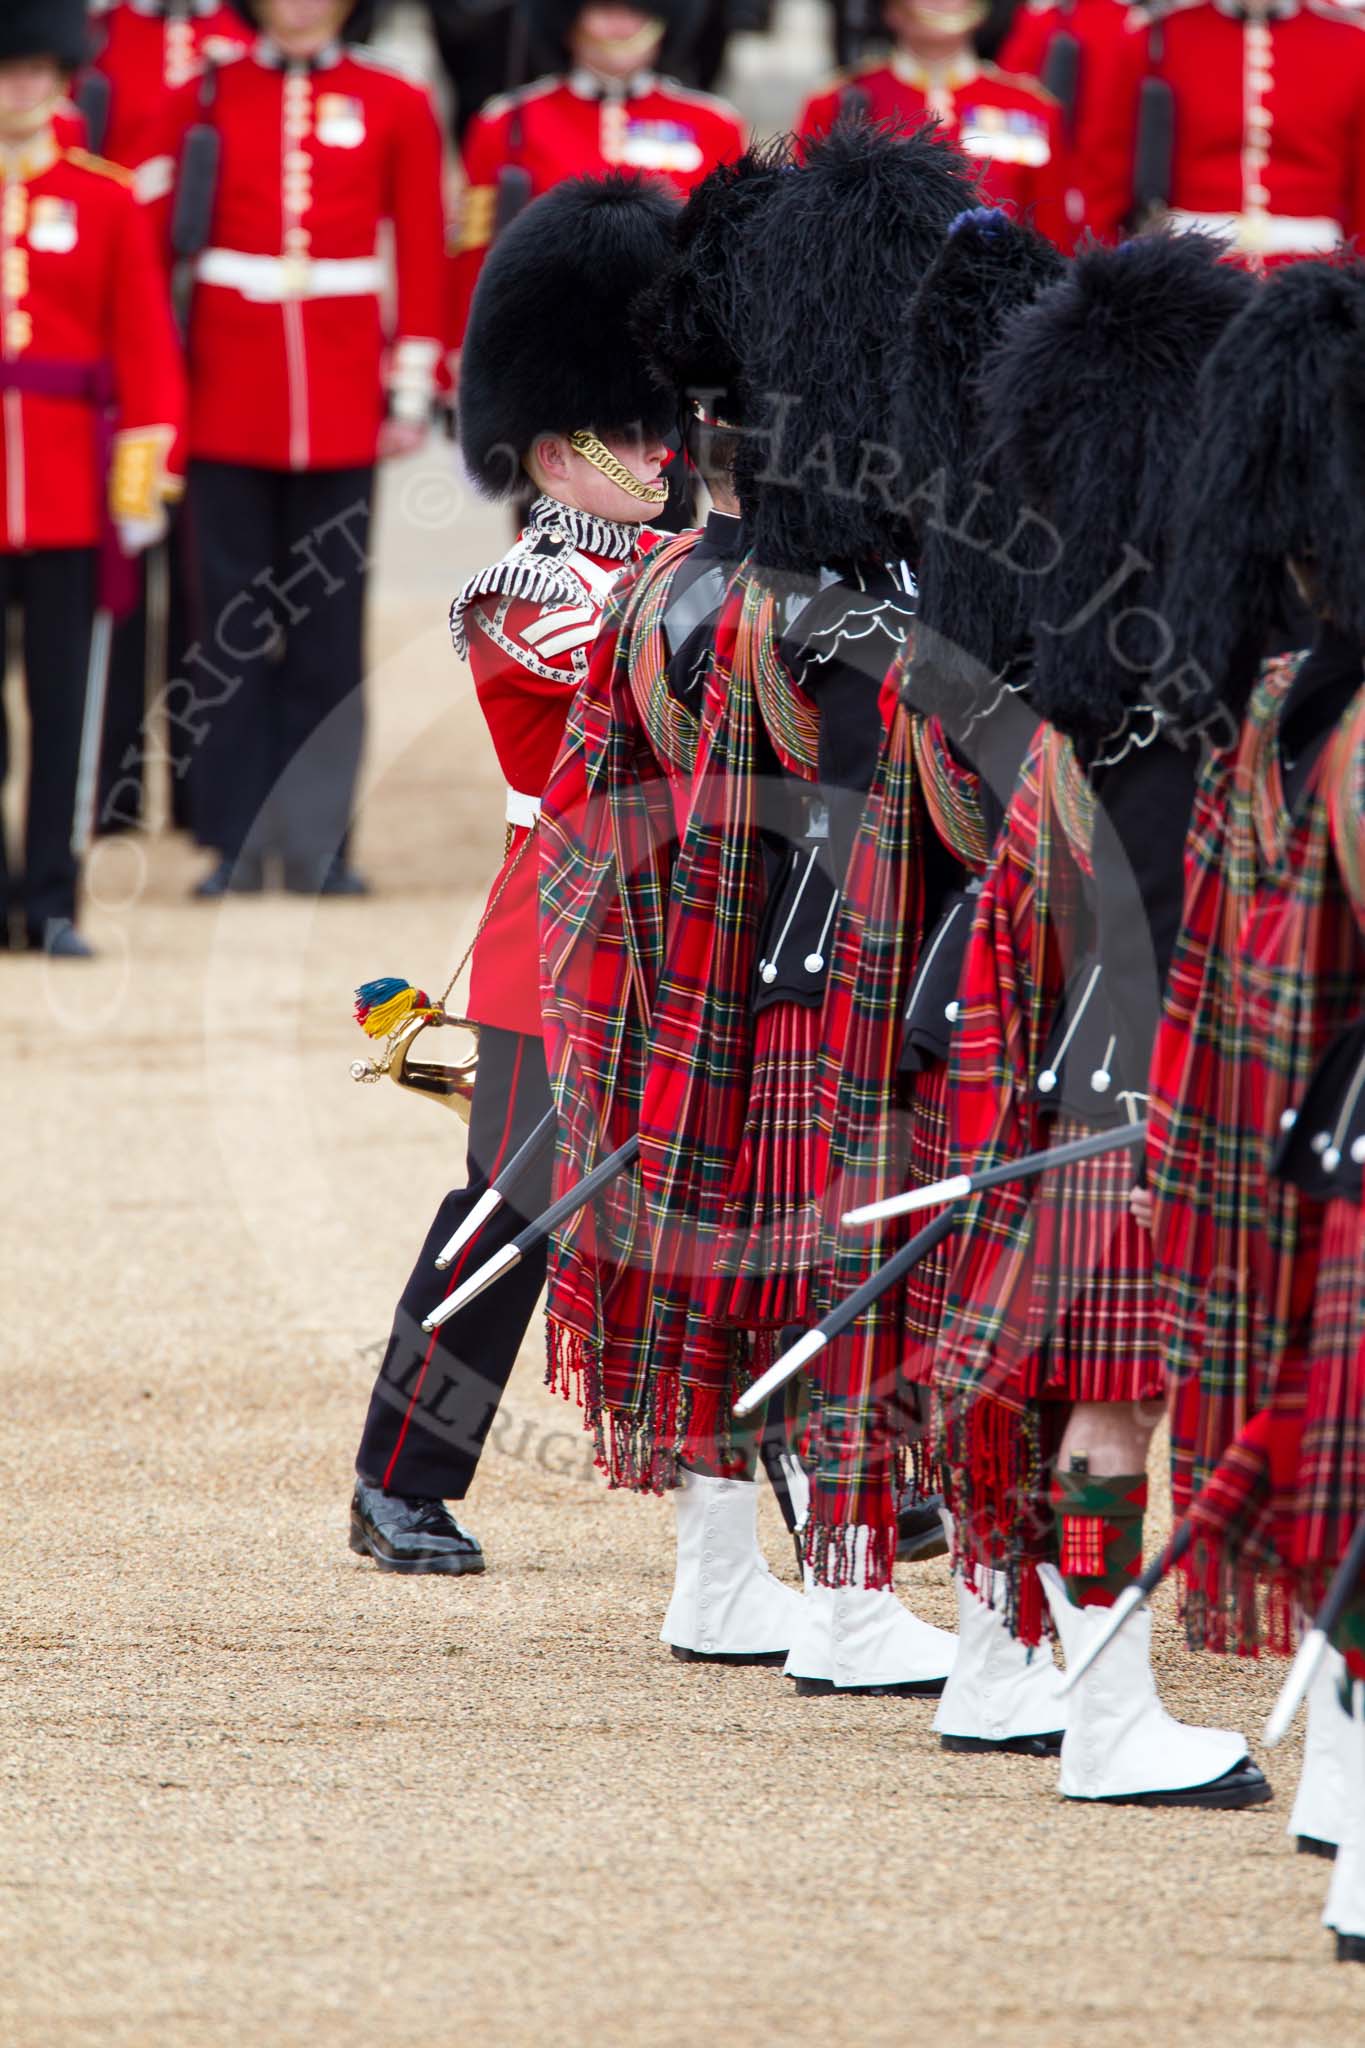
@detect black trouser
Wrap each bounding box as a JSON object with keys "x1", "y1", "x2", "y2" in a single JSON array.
[
  {"x1": 98, "y1": 521, "x2": 195, "y2": 836},
  {"x1": 184, "y1": 460, "x2": 373, "y2": 878},
  {"x1": 0, "y1": 546, "x2": 96, "y2": 940},
  {"x1": 355, "y1": 1026, "x2": 555, "y2": 1501}
]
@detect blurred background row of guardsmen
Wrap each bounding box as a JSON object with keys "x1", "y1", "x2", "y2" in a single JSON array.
[{"x1": 4, "y1": 0, "x2": 1365, "y2": 954}]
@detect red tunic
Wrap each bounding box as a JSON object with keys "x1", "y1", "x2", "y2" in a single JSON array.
[
  {"x1": 798, "y1": 56, "x2": 1069, "y2": 246},
  {"x1": 447, "y1": 70, "x2": 745, "y2": 353},
  {"x1": 450, "y1": 501, "x2": 656, "y2": 1038},
  {"x1": 84, "y1": 0, "x2": 251, "y2": 171},
  {"x1": 1076, "y1": 0, "x2": 1365, "y2": 262},
  {"x1": 142, "y1": 39, "x2": 444, "y2": 470},
  {"x1": 0, "y1": 137, "x2": 185, "y2": 552}
]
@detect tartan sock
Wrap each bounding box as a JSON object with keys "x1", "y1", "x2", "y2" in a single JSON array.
[
  {"x1": 1331, "y1": 1593, "x2": 1365, "y2": 1685},
  {"x1": 1050, "y1": 1462, "x2": 1148, "y2": 1610}
]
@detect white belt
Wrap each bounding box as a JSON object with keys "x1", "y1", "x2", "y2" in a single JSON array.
[
  {"x1": 505, "y1": 787, "x2": 542, "y2": 829},
  {"x1": 1166, "y1": 209, "x2": 1343, "y2": 257},
  {"x1": 196, "y1": 248, "x2": 386, "y2": 303}
]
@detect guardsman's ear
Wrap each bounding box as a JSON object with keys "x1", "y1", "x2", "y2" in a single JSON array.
[{"x1": 529, "y1": 434, "x2": 574, "y2": 488}]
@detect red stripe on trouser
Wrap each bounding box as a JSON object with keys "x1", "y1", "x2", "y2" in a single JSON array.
[{"x1": 381, "y1": 1036, "x2": 528, "y2": 1493}]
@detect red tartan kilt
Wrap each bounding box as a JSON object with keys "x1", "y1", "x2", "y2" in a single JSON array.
[
  {"x1": 1293, "y1": 1193, "x2": 1365, "y2": 1577},
  {"x1": 1021, "y1": 1113, "x2": 1162, "y2": 1405},
  {"x1": 704, "y1": 997, "x2": 817, "y2": 1330},
  {"x1": 901, "y1": 1058, "x2": 953, "y2": 1383}
]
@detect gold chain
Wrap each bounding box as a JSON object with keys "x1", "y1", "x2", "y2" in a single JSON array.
[{"x1": 568, "y1": 430, "x2": 669, "y2": 507}]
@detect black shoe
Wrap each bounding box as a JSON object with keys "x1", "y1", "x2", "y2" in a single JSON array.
[
  {"x1": 1337, "y1": 1932, "x2": 1365, "y2": 1963},
  {"x1": 1297, "y1": 1834, "x2": 1338, "y2": 1859},
  {"x1": 940, "y1": 1730, "x2": 1064, "y2": 1758},
  {"x1": 1094, "y1": 1758, "x2": 1272, "y2": 1810},
  {"x1": 193, "y1": 854, "x2": 264, "y2": 898},
  {"x1": 897, "y1": 1489, "x2": 949, "y2": 1564},
  {"x1": 30, "y1": 919, "x2": 94, "y2": 958},
  {"x1": 348, "y1": 1481, "x2": 485, "y2": 1576},
  {"x1": 285, "y1": 858, "x2": 369, "y2": 897},
  {"x1": 670, "y1": 1646, "x2": 789, "y2": 1667},
  {"x1": 791, "y1": 1674, "x2": 947, "y2": 1698}
]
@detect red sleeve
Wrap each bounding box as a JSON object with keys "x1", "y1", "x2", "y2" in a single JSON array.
[
  {"x1": 796, "y1": 84, "x2": 843, "y2": 145},
  {"x1": 1071, "y1": 21, "x2": 1144, "y2": 243},
  {"x1": 1028, "y1": 92, "x2": 1072, "y2": 247},
  {"x1": 1350, "y1": 53, "x2": 1365, "y2": 244},
  {"x1": 129, "y1": 75, "x2": 199, "y2": 251},
  {"x1": 998, "y1": 8, "x2": 1055, "y2": 79},
  {"x1": 446, "y1": 100, "x2": 514, "y2": 363},
  {"x1": 107, "y1": 184, "x2": 188, "y2": 514},
  {"x1": 383, "y1": 80, "x2": 445, "y2": 421}
]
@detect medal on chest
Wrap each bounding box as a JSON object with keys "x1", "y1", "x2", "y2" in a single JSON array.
[
  {"x1": 28, "y1": 196, "x2": 78, "y2": 255},
  {"x1": 316, "y1": 93, "x2": 366, "y2": 149}
]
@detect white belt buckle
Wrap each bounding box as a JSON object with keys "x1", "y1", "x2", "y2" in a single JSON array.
[{"x1": 279, "y1": 253, "x2": 312, "y2": 300}]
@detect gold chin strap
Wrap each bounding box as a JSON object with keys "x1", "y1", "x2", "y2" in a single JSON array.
[
  {"x1": 569, "y1": 430, "x2": 670, "y2": 507},
  {"x1": 576, "y1": 23, "x2": 666, "y2": 68}
]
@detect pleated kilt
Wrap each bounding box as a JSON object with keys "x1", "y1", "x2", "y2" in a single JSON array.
[
  {"x1": 1020, "y1": 1111, "x2": 1163, "y2": 1407},
  {"x1": 1295, "y1": 1193, "x2": 1365, "y2": 1587},
  {"x1": 901, "y1": 1057, "x2": 953, "y2": 1383}
]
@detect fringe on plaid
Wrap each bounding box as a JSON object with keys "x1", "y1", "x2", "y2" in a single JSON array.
[{"x1": 707, "y1": 997, "x2": 820, "y2": 1329}]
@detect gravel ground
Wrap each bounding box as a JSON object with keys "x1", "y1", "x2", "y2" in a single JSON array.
[{"x1": 3, "y1": 456, "x2": 1357, "y2": 2048}]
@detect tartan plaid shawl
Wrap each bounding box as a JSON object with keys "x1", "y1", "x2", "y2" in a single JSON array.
[
  {"x1": 933, "y1": 727, "x2": 1132, "y2": 1642},
  {"x1": 1157, "y1": 673, "x2": 1365, "y2": 1647},
  {"x1": 538, "y1": 534, "x2": 704, "y2": 1485},
  {"x1": 804, "y1": 705, "x2": 997, "y2": 1588},
  {"x1": 623, "y1": 566, "x2": 824, "y2": 1486}
]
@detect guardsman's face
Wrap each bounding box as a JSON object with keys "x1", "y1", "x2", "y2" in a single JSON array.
[
  {"x1": 885, "y1": 0, "x2": 986, "y2": 52},
  {"x1": 0, "y1": 58, "x2": 65, "y2": 137},
  {"x1": 532, "y1": 428, "x2": 671, "y2": 525},
  {"x1": 569, "y1": 5, "x2": 667, "y2": 79},
  {"x1": 262, "y1": 0, "x2": 352, "y2": 53}
]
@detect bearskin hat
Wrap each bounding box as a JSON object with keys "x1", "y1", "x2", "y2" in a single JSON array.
[
  {"x1": 1, "y1": 0, "x2": 89, "y2": 70},
  {"x1": 979, "y1": 231, "x2": 1255, "y2": 749},
  {"x1": 460, "y1": 171, "x2": 681, "y2": 499},
  {"x1": 232, "y1": 1, "x2": 375, "y2": 38},
  {"x1": 1161, "y1": 260, "x2": 1365, "y2": 725},
  {"x1": 629, "y1": 141, "x2": 793, "y2": 433},
  {"x1": 736, "y1": 116, "x2": 977, "y2": 579},
  {"x1": 900, "y1": 207, "x2": 1067, "y2": 717},
  {"x1": 525, "y1": 0, "x2": 705, "y2": 70}
]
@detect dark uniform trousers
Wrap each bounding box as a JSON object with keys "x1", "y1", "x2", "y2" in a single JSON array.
[
  {"x1": 356, "y1": 1025, "x2": 555, "y2": 1501},
  {"x1": 0, "y1": 547, "x2": 96, "y2": 941},
  {"x1": 185, "y1": 460, "x2": 373, "y2": 880},
  {"x1": 97, "y1": 522, "x2": 195, "y2": 837}
]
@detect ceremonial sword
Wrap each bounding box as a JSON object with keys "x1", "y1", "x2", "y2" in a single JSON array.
[
  {"x1": 841, "y1": 1119, "x2": 1149, "y2": 1228},
  {"x1": 1265, "y1": 1511, "x2": 1365, "y2": 1748},
  {"x1": 421, "y1": 1134, "x2": 640, "y2": 1332},
  {"x1": 732, "y1": 1205, "x2": 963, "y2": 1419},
  {"x1": 434, "y1": 1107, "x2": 558, "y2": 1269}
]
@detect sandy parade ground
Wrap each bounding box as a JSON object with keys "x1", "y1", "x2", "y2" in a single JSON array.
[{"x1": 2, "y1": 422, "x2": 1362, "y2": 2048}]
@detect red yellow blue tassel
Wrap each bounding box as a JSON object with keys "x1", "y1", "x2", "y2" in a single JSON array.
[{"x1": 353, "y1": 976, "x2": 439, "y2": 1040}]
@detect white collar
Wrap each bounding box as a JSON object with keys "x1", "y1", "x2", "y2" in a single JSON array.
[
  {"x1": 255, "y1": 35, "x2": 344, "y2": 71},
  {"x1": 567, "y1": 67, "x2": 657, "y2": 102}
]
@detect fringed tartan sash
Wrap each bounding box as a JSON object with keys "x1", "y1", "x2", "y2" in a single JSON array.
[
  {"x1": 932, "y1": 728, "x2": 1098, "y2": 1641},
  {"x1": 1157, "y1": 670, "x2": 1365, "y2": 1648},
  {"x1": 623, "y1": 569, "x2": 824, "y2": 1483},
  {"x1": 538, "y1": 537, "x2": 702, "y2": 1484}
]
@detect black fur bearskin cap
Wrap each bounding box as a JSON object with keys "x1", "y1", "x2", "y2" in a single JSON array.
[
  {"x1": 1161, "y1": 260, "x2": 1365, "y2": 724},
  {"x1": 900, "y1": 207, "x2": 1068, "y2": 718},
  {"x1": 629, "y1": 140, "x2": 794, "y2": 434},
  {"x1": 736, "y1": 116, "x2": 978, "y2": 580},
  {"x1": 979, "y1": 230, "x2": 1255, "y2": 749},
  {"x1": 460, "y1": 171, "x2": 681, "y2": 498},
  {"x1": 2, "y1": 0, "x2": 89, "y2": 70},
  {"x1": 525, "y1": 0, "x2": 705, "y2": 70}
]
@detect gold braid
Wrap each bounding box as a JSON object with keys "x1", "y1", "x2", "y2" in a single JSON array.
[{"x1": 569, "y1": 431, "x2": 669, "y2": 506}]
